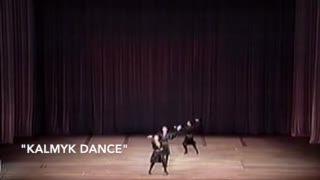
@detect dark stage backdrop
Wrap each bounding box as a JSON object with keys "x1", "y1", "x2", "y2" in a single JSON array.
[
  {"x1": 0, "y1": 0, "x2": 34, "y2": 143},
  {"x1": 33, "y1": 0, "x2": 294, "y2": 135},
  {"x1": 292, "y1": 0, "x2": 320, "y2": 143}
]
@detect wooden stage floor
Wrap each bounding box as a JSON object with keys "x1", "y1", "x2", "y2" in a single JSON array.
[{"x1": 0, "y1": 136, "x2": 320, "y2": 180}]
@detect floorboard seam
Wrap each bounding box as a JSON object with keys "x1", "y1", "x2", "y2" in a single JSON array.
[
  {"x1": 84, "y1": 134, "x2": 93, "y2": 145},
  {"x1": 239, "y1": 137, "x2": 247, "y2": 147},
  {"x1": 123, "y1": 135, "x2": 130, "y2": 145},
  {"x1": 240, "y1": 160, "x2": 245, "y2": 169},
  {"x1": 201, "y1": 135, "x2": 207, "y2": 146}
]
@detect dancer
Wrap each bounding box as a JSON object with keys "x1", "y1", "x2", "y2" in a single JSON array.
[
  {"x1": 159, "y1": 126, "x2": 179, "y2": 167},
  {"x1": 147, "y1": 134, "x2": 168, "y2": 175},
  {"x1": 148, "y1": 126, "x2": 181, "y2": 167},
  {"x1": 178, "y1": 118, "x2": 200, "y2": 154}
]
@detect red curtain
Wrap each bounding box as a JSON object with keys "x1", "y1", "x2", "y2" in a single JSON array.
[
  {"x1": 1, "y1": 0, "x2": 320, "y2": 144},
  {"x1": 0, "y1": 0, "x2": 34, "y2": 144},
  {"x1": 33, "y1": 0, "x2": 294, "y2": 135},
  {"x1": 292, "y1": 0, "x2": 320, "y2": 143}
]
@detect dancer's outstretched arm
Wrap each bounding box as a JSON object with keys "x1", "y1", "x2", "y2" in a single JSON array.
[
  {"x1": 174, "y1": 125, "x2": 183, "y2": 133},
  {"x1": 167, "y1": 126, "x2": 182, "y2": 139},
  {"x1": 147, "y1": 135, "x2": 153, "y2": 139},
  {"x1": 193, "y1": 118, "x2": 201, "y2": 129}
]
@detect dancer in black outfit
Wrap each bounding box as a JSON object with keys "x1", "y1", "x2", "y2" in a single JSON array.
[
  {"x1": 178, "y1": 118, "x2": 200, "y2": 154},
  {"x1": 158, "y1": 126, "x2": 179, "y2": 167},
  {"x1": 148, "y1": 135, "x2": 168, "y2": 175},
  {"x1": 148, "y1": 126, "x2": 180, "y2": 168}
]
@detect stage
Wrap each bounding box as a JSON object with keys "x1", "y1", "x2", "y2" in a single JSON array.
[{"x1": 0, "y1": 136, "x2": 320, "y2": 180}]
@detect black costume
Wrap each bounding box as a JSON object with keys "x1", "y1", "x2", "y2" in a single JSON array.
[
  {"x1": 180, "y1": 120, "x2": 200, "y2": 154},
  {"x1": 158, "y1": 130, "x2": 177, "y2": 166},
  {"x1": 149, "y1": 140, "x2": 168, "y2": 175}
]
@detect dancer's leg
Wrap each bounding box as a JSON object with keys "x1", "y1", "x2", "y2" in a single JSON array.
[
  {"x1": 162, "y1": 159, "x2": 168, "y2": 175},
  {"x1": 183, "y1": 141, "x2": 188, "y2": 154},
  {"x1": 165, "y1": 154, "x2": 170, "y2": 167},
  {"x1": 149, "y1": 162, "x2": 155, "y2": 174},
  {"x1": 191, "y1": 142, "x2": 199, "y2": 154}
]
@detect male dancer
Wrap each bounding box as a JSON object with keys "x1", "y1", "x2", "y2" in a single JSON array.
[
  {"x1": 177, "y1": 118, "x2": 200, "y2": 154},
  {"x1": 148, "y1": 126, "x2": 181, "y2": 167},
  {"x1": 147, "y1": 135, "x2": 168, "y2": 175}
]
